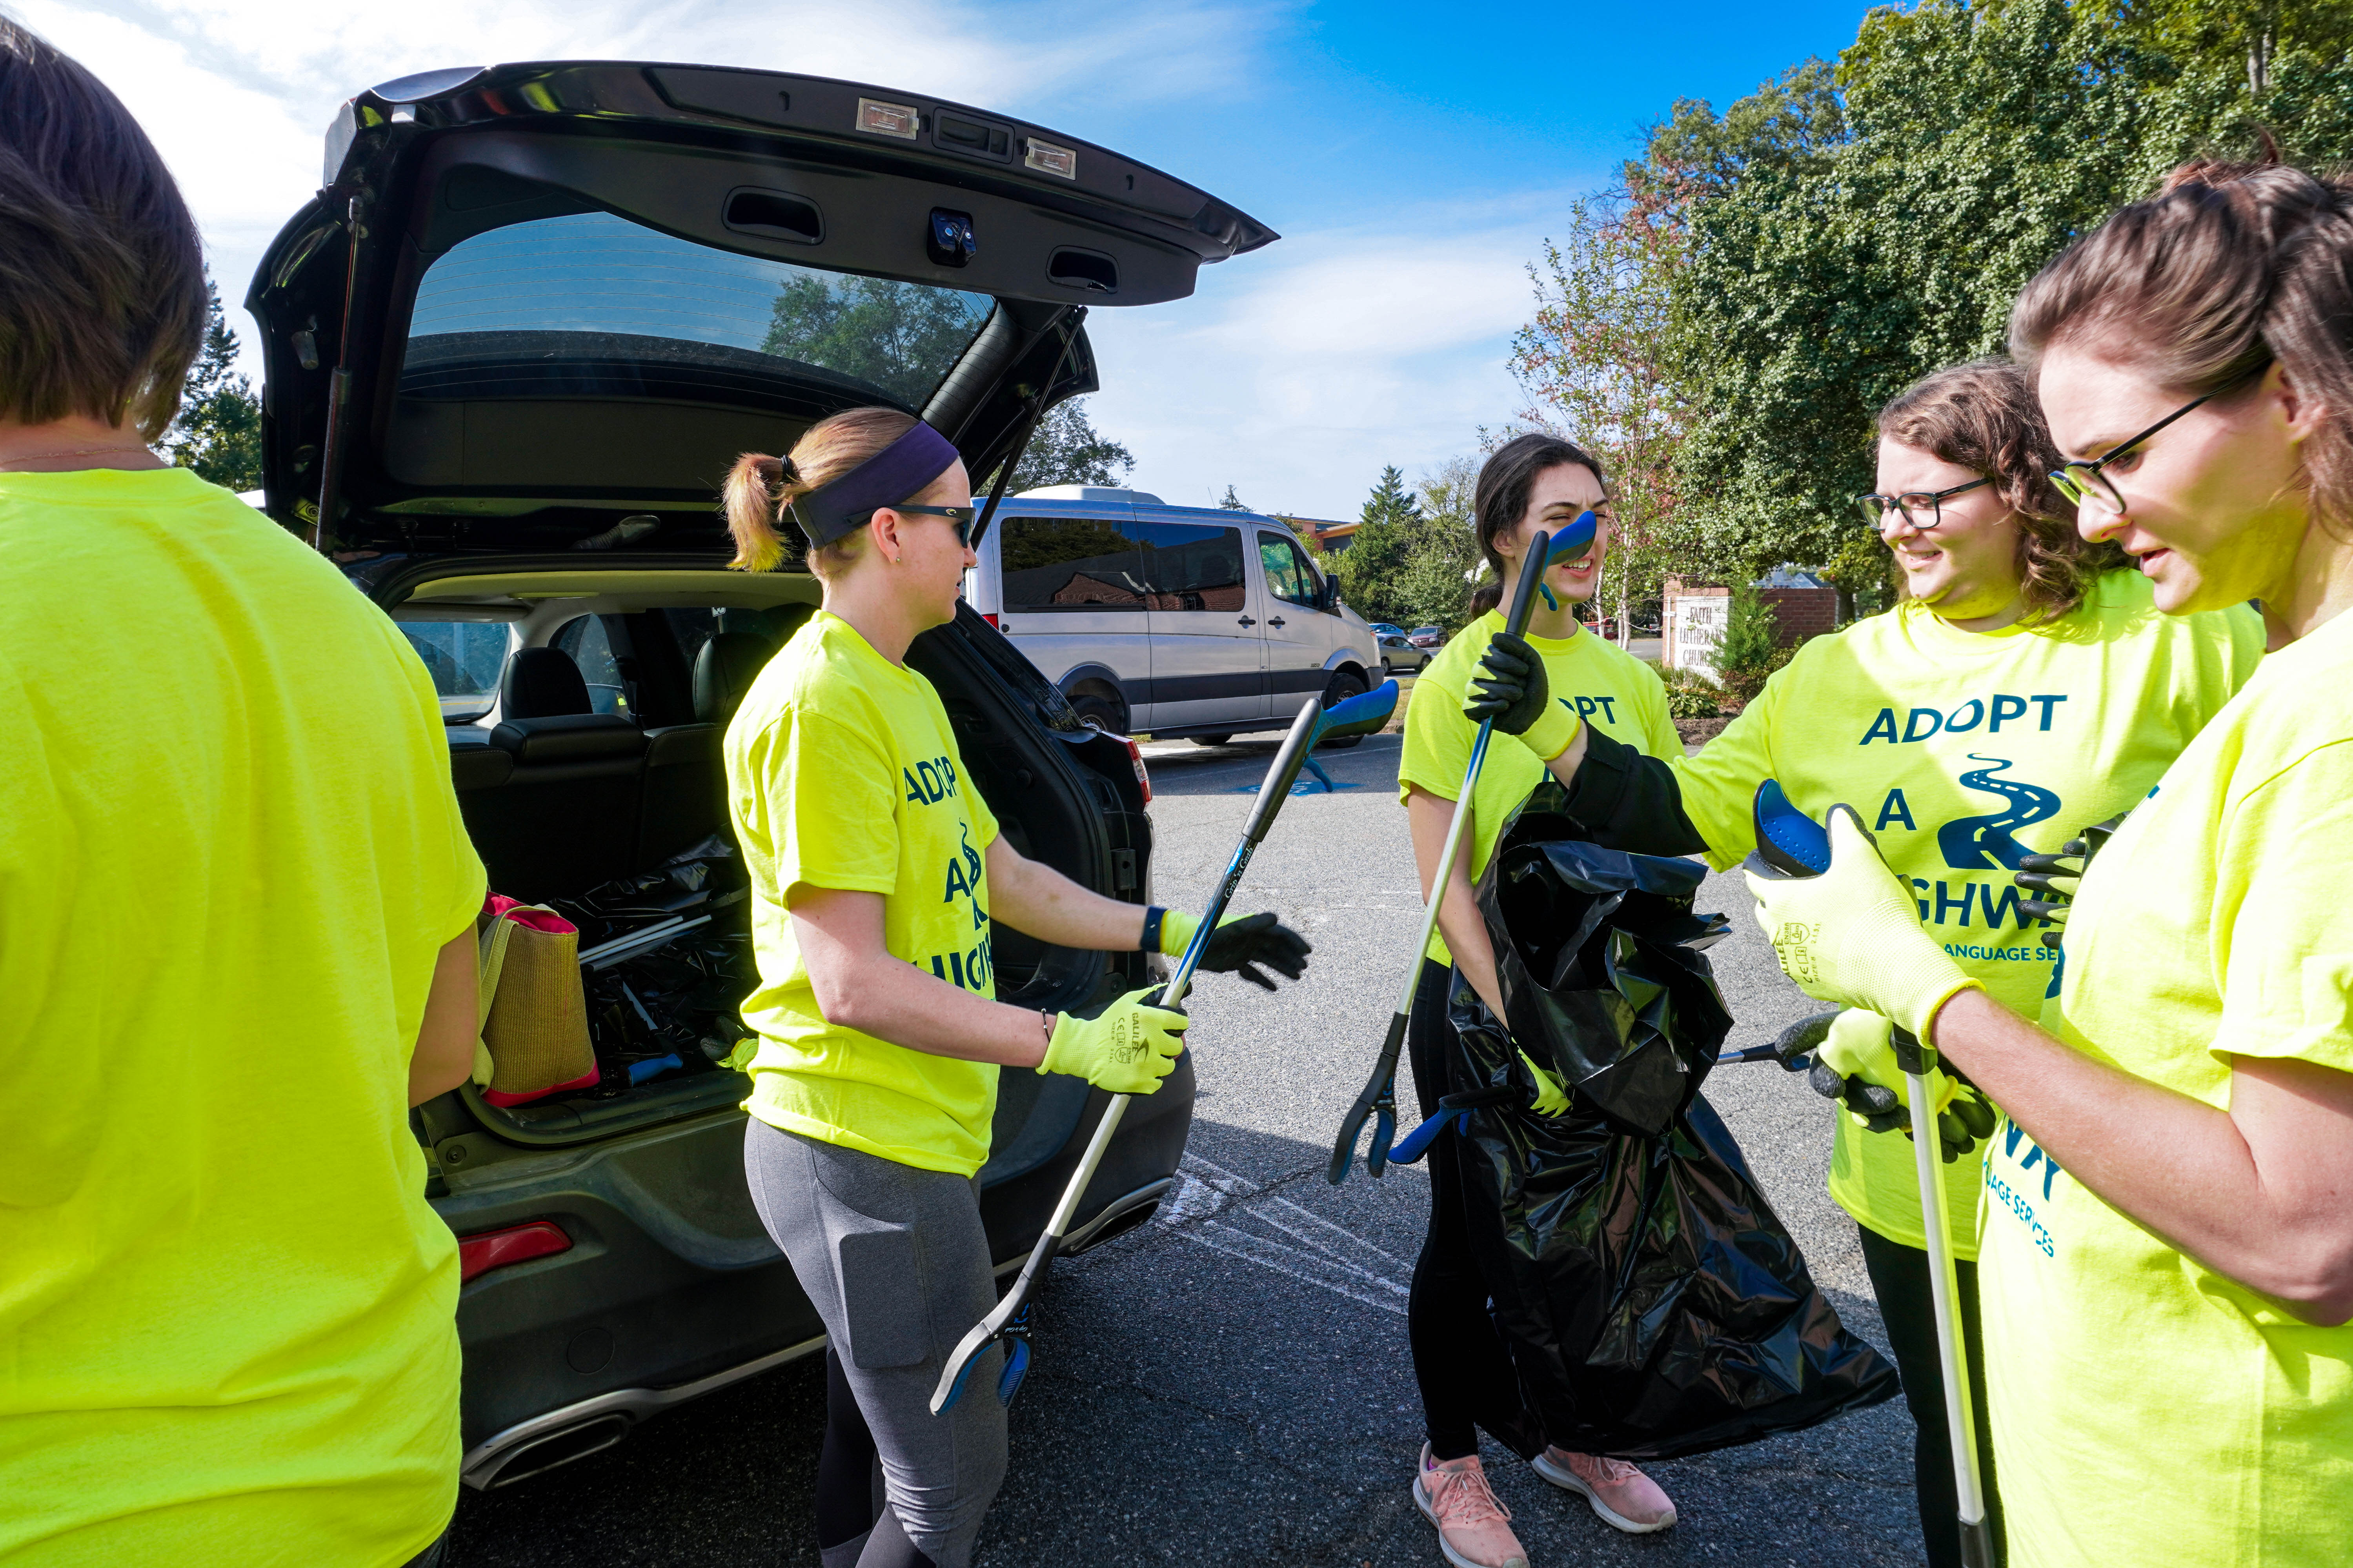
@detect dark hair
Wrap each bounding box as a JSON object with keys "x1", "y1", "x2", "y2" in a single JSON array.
[
  {"x1": 2009, "y1": 151, "x2": 2353, "y2": 535},
  {"x1": 1876, "y1": 358, "x2": 2122, "y2": 622},
  {"x1": 0, "y1": 21, "x2": 205, "y2": 440},
  {"x1": 723, "y1": 406, "x2": 921, "y2": 575},
  {"x1": 1465, "y1": 433, "x2": 1607, "y2": 617}
]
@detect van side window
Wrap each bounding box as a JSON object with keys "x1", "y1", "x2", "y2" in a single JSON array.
[
  {"x1": 397, "y1": 619, "x2": 508, "y2": 723},
  {"x1": 551, "y1": 615, "x2": 631, "y2": 715},
  {"x1": 1001, "y1": 517, "x2": 1148, "y2": 611},
  {"x1": 1257, "y1": 532, "x2": 1319, "y2": 608},
  {"x1": 1134, "y1": 522, "x2": 1246, "y2": 611}
]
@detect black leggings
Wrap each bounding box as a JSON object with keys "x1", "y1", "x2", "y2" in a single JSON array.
[
  {"x1": 1856, "y1": 1224, "x2": 2005, "y2": 1568},
  {"x1": 817, "y1": 1346, "x2": 939, "y2": 1568},
  {"x1": 1407, "y1": 959, "x2": 1546, "y2": 1463}
]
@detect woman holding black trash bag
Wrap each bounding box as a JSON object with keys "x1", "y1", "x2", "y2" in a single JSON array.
[
  {"x1": 1393, "y1": 434, "x2": 1687, "y2": 1568},
  {"x1": 1468, "y1": 358, "x2": 2262, "y2": 1567},
  {"x1": 1745, "y1": 156, "x2": 2353, "y2": 1568},
  {"x1": 719, "y1": 407, "x2": 1312, "y2": 1568}
]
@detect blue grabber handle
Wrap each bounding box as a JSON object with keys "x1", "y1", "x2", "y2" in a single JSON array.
[
  {"x1": 1330, "y1": 531, "x2": 1554, "y2": 1184},
  {"x1": 932, "y1": 683, "x2": 1395, "y2": 1417},
  {"x1": 1741, "y1": 780, "x2": 1994, "y2": 1568},
  {"x1": 1532, "y1": 509, "x2": 1601, "y2": 610}
]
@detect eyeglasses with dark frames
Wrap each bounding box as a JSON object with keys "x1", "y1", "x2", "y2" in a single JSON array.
[
  {"x1": 885, "y1": 503, "x2": 979, "y2": 545},
  {"x1": 2047, "y1": 391, "x2": 2222, "y2": 517},
  {"x1": 1855, "y1": 476, "x2": 1993, "y2": 531}
]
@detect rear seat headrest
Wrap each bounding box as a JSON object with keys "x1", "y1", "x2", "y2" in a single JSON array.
[
  {"x1": 693, "y1": 633, "x2": 778, "y2": 725},
  {"x1": 491, "y1": 713, "x2": 645, "y2": 765},
  {"x1": 502, "y1": 646, "x2": 593, "y2": 719}
]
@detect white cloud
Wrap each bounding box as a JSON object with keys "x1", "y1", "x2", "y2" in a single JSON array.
[{"x1": 1086, "y1": 201, "x2": 1563, "y2": 517}]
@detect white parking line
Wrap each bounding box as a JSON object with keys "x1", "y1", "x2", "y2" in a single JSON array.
[{"x1": 1157, "y1": 1153, "x2": 1412, "y2": 1317}]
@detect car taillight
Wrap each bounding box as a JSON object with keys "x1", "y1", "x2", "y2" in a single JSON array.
[
  {"x1": 459, "y1": 1220, "x2": 572, "y2": 1283},
  {"x1": 1123, "y1": 736, "x2": 1152, "y2": 804},
  {"x1": 981, "y1": 612, "x2": 999, "y2": 629}
]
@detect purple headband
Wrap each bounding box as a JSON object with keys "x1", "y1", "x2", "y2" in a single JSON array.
[{"x1": 791, "y1": 420, "x2": 961, "y2": 546}]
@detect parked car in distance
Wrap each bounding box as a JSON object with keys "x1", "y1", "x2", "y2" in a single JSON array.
[
  {"x1": 248, "y1": 58, "x2": 1273, "y2": 1493},
  {"x1": 1368, "y1": 621, "x2": 1405, "y2": 640},
  {"x1": 1377, "y1": 633, "x2": 1428, "y2": 673},
  {"x1": 962, "y1": 488, "x2": 1386, "y2": 745},
  {"x1": 1407, "y1": 626, "x2": 1447, "y2": 649}
]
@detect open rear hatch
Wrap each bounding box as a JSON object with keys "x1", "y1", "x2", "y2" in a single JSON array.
[{"x1": 245, "y1": 60, "x2": 1275, "y2": 553}]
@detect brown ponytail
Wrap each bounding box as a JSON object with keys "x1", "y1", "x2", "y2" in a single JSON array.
[
  {"x1": 723, "y1": 405, "x2": 923, "y2": 576},
  {"x1": 1465, "y1": 433, "x2": 1608, "y2": 617},
  {"x1": 2010, "y1": 153, "x2": 2353, "y2": 537}
]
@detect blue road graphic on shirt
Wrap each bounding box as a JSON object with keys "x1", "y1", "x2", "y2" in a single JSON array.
[{"x1": 1936, "y1": 755, "x2": 2062, "y2": 871}]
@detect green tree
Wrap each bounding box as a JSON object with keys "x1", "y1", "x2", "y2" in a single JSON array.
[
  {"x1": 999, "y1": 398, "x2": 1134, "y2": 493},
  {"x1": 1716, "y1": 579, "x2": 1781, "y2": 699},
  {"x1": 1217, "y1": 484, "x2": 1248, "y2": 510},
  {"x1": 1651, "y1": 0, "x2": 2353, "y2": 596},
  {"x1": 1332, "y1": 458, "x2": 1479, "y2": 629},
  {"x1": 1360, "y1": 465, "x2": 1421, "y2": 529},
  {"x1": 761, "y1": 275, "x2": 990, "y2": 407},
  {"x1": 164, "y1": 278, "x2": 262, "y2": 493}
]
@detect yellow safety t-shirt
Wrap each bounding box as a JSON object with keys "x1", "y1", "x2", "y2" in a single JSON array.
[
  {"x1": 1977, "y1": 606, "x2": 2353, "y2": 1568},
  {"x1": 1398, "y1": 612, "x2": 1680, "y2": 964},
  {"x1": 728, "y1": 609, "x2": 1004, "y2": 1176},
  {"x1": 0, "y1": 469, "x2": 486, "y2": 1566},
  {"x1": 1669, "y1": 571, "x2": 2261, "y2": 1255}
]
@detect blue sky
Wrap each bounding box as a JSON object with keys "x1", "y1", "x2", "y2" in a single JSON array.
[{"x1": 26, "y1": 0, "x2": 1879, "y2": 512}]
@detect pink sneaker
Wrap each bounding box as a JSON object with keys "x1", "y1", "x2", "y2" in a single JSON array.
[
  {"x1": 1412, "y1": 1444, "x2": 1529, "y2": 1568},
  {"x1": 1532, "y1": 1447, "x2": 1677, "y2": 1533}
]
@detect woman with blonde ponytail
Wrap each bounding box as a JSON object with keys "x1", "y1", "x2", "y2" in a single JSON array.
[{"x1": 720, "y1": 407, "x2": 1312, "y2": 1568}]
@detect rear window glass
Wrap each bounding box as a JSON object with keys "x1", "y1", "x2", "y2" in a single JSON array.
[
  {"x1": 552, "y1": 615, "x2": 631, "y2": 716},
  {"x1": 407, "y1": 211, "x2": 997, "y2": 409},
  {"x1": 1001, "y1": 516, "x2": 1148, "y2": 611},
  {"x1": 397, "y1": 620, "x2": 509, "y2": 722}
]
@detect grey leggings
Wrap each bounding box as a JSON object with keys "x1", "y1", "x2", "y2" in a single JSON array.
[{"x1": 744, "y1": 1120, "x2": 1009, "y2": 1568}]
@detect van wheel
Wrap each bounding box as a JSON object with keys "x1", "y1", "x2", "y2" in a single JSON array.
[
  {"x1": 1188, "y1": 734, "x2": 1234, "y2": 747},
  {"x1": 1068, "y1": 691, "x2": 1128, "y2": 735},
  {"x1": 1317, "y1": 672, "x2": 1370, "y2": 749}
]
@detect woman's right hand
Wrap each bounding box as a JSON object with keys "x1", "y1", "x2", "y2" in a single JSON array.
[
  {"x1": 1464, "y1": 631, "x2": 1581, "y2": 760},
  {"x1": 1039, "y1": 988, "x2": 1189, "y2": 1094}
]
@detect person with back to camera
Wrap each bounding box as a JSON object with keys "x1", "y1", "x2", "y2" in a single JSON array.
[
  {"x1": 1392, "y1": 433, "x2": 1686, "y2": 1568},
  {"x1": 0, "y1": 22, "x2": 487, "y2": 1567},
  {"x1": 718, "y1": 406, "x2": 1313, "y2": 1568},
  {"x1": 1461, "y1": 358, "x2": 2265, "y2": 1567},
  {"x1": 1739, "y1": 154, "x2": 2353, "y2": 1567}
]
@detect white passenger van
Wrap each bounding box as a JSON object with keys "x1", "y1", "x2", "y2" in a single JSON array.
[{"x1": 964, "y1": 486, "x2": 1385, "y2": 744}]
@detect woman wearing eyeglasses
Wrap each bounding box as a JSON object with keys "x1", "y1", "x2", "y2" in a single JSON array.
[
  {"x1": 1463, "y1": 358, "x2": 2261, "y2": 1568},
  {"x1": 720, "y1": 407, "x2": 1312, "y2": 1568},
  {"x1": 1743, "y1": 158, "x2": 2353, "y2": 1568}
]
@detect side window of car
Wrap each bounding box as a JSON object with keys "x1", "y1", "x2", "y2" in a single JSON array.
[
  {"x1": 1257, "y1": 532, "x2": 1319, "y2": 608},
  {"x1": 1134, "y1": 522, "x2": 1247, "y2": 611},
  {"x1": 999, "y1": 516, "x2": 1147, "y2": 611},
  {"x1": 551, "y1": 615, "x2": 631, "y2": 716},
  {"x1": 396, "y1": 618, "x2": 510, "y2": 723}
]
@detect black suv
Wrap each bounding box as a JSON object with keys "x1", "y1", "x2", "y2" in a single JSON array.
[{"x1": 246, "y1": 61, "x2": 1273, "y2": 1489}]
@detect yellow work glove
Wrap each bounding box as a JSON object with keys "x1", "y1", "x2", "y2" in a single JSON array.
[
  {"x1": 1518, "y1": 1050, "x2": 1573, "y2": 1116},
  {"x1": 1040, "y1": 988, "x2": 1188, "y2": 1095},
  {"x1": 1743, "y1": 804, "x2": 1984, "y2": 1043},
  {"x1": 1813, "y1": 1010, "x2": 1997, "y2": 1163}
]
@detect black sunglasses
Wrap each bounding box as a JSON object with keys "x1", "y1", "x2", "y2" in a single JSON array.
[
  {"x1": 2048, "y1": 389, "x2": 2225, "y2": 516},
  {"x1": 888, "y1": 503, "x2": 978, "y2": 545},
  {"x1": 1856, "y1": 477, "x2": 1992, "y2": 531}
]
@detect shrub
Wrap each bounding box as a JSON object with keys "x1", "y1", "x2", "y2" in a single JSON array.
[{"x1": 1669, "y1": 687, "x2": 1722, "y2": 720}]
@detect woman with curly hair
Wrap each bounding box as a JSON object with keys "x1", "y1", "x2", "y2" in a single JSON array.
[{"x1": 1461, "y1": 356, "x2": 2264, "y2": 1567}]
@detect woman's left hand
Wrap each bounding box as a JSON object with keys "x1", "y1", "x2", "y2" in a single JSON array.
[
  {"x1": 1743, "y1": 804, "x2": 1982, "y2": 1041},
  {"x1": 1161, "y1": 908, "x2": 1312, "y2": 991}
]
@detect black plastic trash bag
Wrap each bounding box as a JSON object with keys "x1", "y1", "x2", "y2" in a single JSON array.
[{"x1": 1445, "y1": 811, "x2": 1899, "y2": 1459}]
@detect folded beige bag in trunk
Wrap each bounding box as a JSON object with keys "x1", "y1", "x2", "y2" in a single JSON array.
[{"x1": 473, "y1": 895, "x2": 599, "y2": 1106}]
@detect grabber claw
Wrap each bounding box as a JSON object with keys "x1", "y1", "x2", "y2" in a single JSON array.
[{"x1": 933, "y1": 1298, "x2": 1036, "y2": 1415}]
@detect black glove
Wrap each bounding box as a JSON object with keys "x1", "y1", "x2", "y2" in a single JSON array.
[
  {"x1": 1778, "y1": 1008, "x2": 1995, "y2": 1162},
  {"x1": 2016, "y1": 812, "x2": 2127, "y2": 930},
  {"x1": 1462, "y1": 632, "x2": 1549, "y2": 734},
  {"x1": 1188, "y1": 910, "x2": 1312, "y2": 992}
]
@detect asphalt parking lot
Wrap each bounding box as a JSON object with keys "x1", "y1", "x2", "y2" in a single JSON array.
[{"x1": 449, "y1": 729, "x2": 1927, "y2": 1567}]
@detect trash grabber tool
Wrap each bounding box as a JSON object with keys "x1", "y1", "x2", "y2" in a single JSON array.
[
  {"x1": 1745, "y1": 780, "x2": 1995, "y2": 1568},
  {"x1": 930, "y1": 678, "x2": 1399, "y2": 1414},
  {"x1": 1327, "y1": 513, "x2": 1597, "y2": 1185}
]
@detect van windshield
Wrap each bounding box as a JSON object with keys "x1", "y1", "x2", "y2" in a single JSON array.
[{"x1": 407, "y1": 211, "x2": 996, "y2": 409}]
